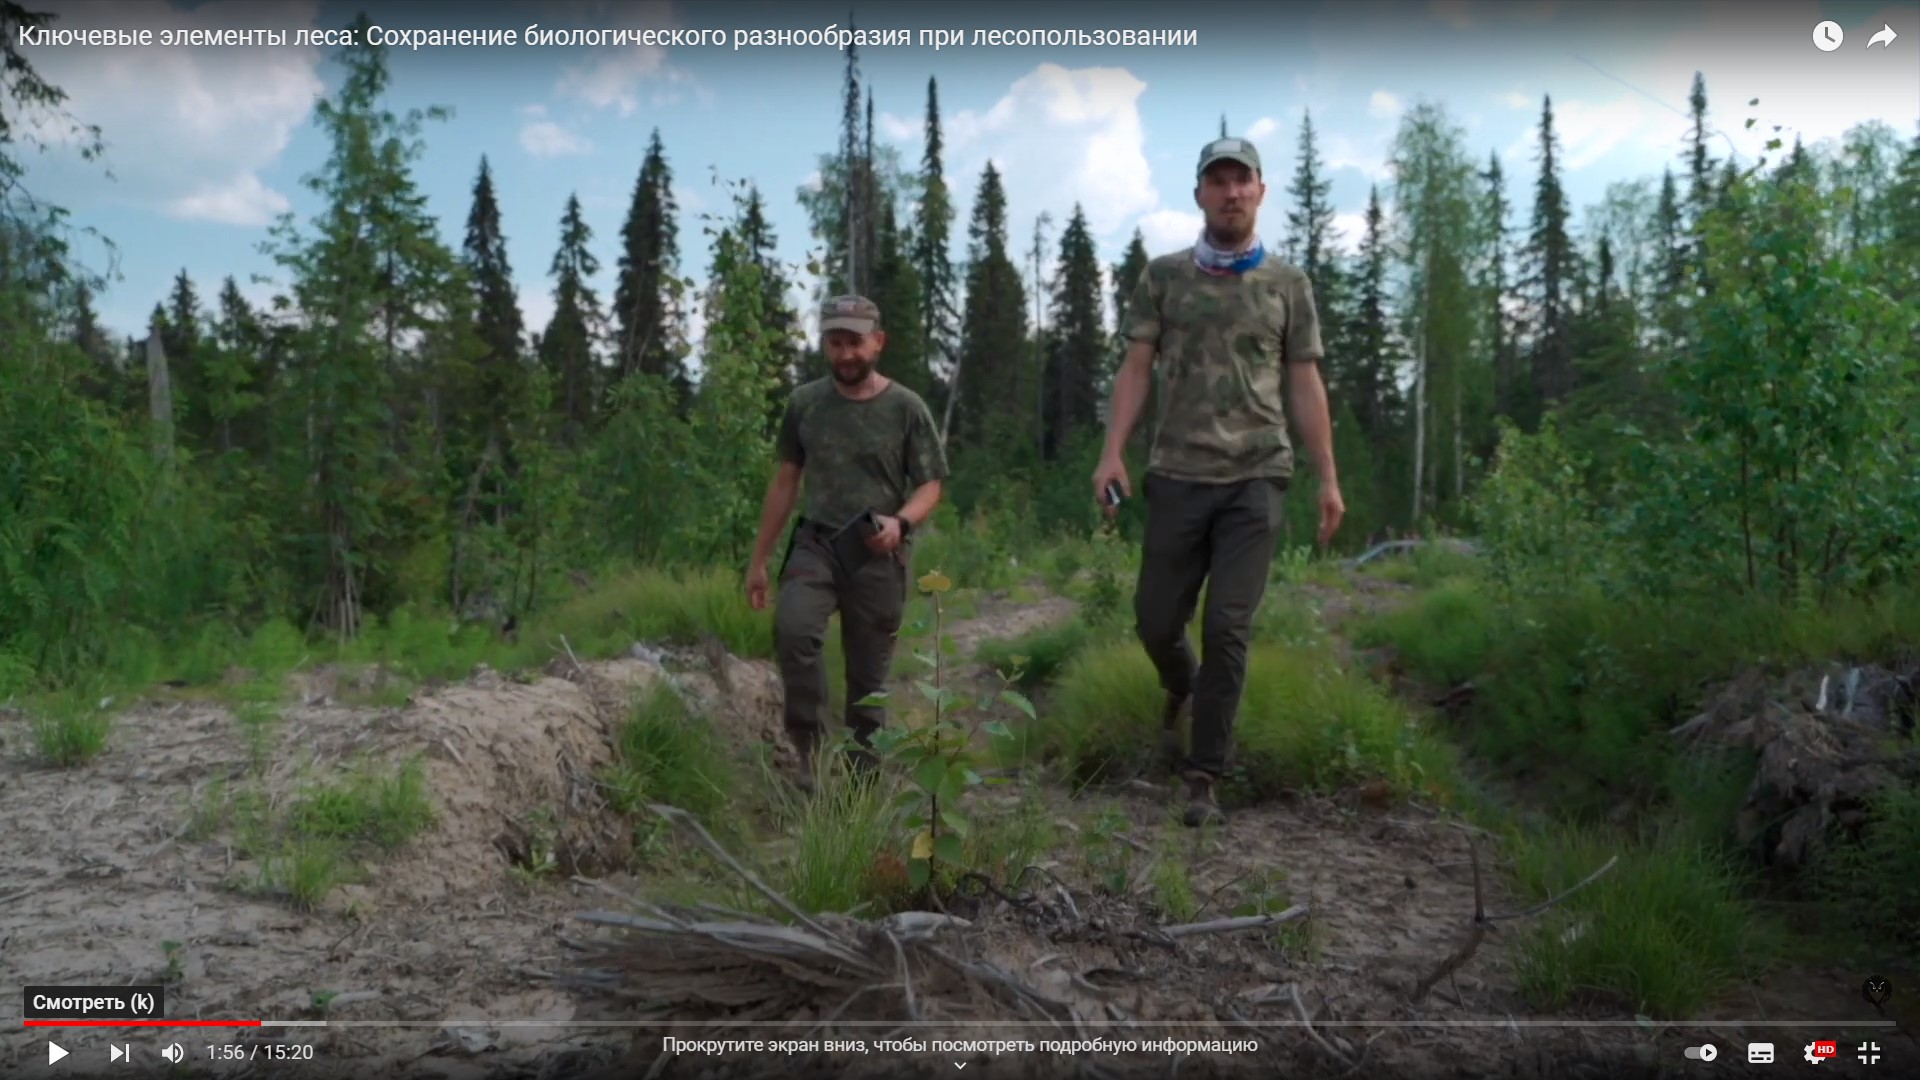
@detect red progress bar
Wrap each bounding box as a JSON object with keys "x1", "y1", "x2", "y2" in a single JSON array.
[{"x1": 25, "y1": 1020, "x2": 263, "y2": 1027}]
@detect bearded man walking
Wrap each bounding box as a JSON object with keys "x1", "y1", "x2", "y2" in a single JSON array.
[
  {"x1": 1093, "y1": 136, "x2": 1346, "y2": 827},
  {"x1": 745, "y1": 296, "x2": 949, "y2": 790}
]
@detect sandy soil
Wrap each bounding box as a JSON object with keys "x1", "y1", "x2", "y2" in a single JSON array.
[{"x1": 0, "y1": 592, "x2": 1907, "y2": 1080}]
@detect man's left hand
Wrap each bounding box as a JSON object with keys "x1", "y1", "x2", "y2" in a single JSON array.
[
  {"x1": 1317, "y1": 482, "x2": 1346, "y2": 548},
  {"x1": 867, "y1": 514, "x2": 904, "y2": 554}
]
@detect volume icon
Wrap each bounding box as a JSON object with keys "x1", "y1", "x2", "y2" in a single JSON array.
[{"x1": 161, "y1": 1044, "x2": 185, "y2": 1064}]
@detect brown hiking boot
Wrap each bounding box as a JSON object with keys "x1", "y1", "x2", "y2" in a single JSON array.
[
  {"x1": 1181, "y1": 771, "x2": 1225, "y2": 828},
  {"x1": 1160, "y1": 694, "x2": 1189, "y2": 775}
]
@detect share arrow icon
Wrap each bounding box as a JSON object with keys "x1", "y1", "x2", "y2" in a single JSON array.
[{"x1": 1868, "y1": 24, "x2": 1898, "y2": 48}]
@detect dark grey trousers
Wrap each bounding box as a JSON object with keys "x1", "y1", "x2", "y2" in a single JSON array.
[
  {"x1": 1134, "y1": 473, "x2": 1286, "y2": 778},
  {"x1": 773, "y1": 523, "x2": 908, "y2": 747}
]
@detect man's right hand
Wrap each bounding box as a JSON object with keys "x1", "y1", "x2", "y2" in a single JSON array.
[
  {"x1": 1092, "y1": 453, "x2": 1131, "y2": 518},
  {"x1": 746, "y1": 562, "x2": 770, "y2": 611}
]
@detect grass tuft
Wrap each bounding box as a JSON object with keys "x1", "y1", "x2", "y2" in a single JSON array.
[
  {"x1": 1034, "y1": 639, "x2": 1455, "y2": 804},
  {"x1": 1505, "y1": 822, "x2": 1778, "y2": 1018},
  {"x1": 604, "y1": 683, "x2": 740, "y2": 832}
]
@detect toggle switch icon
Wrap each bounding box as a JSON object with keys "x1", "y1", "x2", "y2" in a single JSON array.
[{"x1": 1684, "y1": 1043, "x2": 1719, "y2": 1061}]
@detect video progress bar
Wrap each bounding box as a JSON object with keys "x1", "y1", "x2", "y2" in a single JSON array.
[{"x1": 21, "y1": 1020, "x2": 1897, "y2": 1029}]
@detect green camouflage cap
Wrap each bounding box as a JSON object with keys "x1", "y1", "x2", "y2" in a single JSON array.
[
  {"x1": 1197, "y1": 136, "x2": 1262, "y2": 179},
  {"x1": 820, "y1": 294, "x2": 882, "y2": 335}
]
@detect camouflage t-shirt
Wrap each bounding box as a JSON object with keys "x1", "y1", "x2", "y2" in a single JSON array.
[
  {"x1": 1124, "y1": 250, "x2": 1324, "y2": 484},
  {"x1": 776, "y1": 378, "x2": 950, "y2": 529}
]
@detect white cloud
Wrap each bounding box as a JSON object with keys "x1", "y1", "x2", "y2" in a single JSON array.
[
  {"x1": 683, "y1": 295, "x2": 710, "y2": 369},
  {"x1": 1632, "y1": 1, "x2": 1919, "y2": 160},
  {"x1": 878, "y1": 113, "x2": 919, "y2": 142},
  {"x1": 21, "y1": 0, "x2": 325, "y2": 226},
  {"x1": 1481, "y1": 2, "x2": 1916, "y2": 185},
  {"x1": 163, "y1": 174, "x2": 289, "y2": 227},
  {"x1": 1136, "y1": 209, "x2": 1203, "y2": 257},
  {"x1": 1246, "y1": 117, "x2": 1281, "y2": 142},
  {"x1": 883, "y1": 64, "x2": 1160, "y2": 244},
  {"x1": 518, "y1": 106, "x2": 594, "y2": 157},
  {"x1": 1500, "y1": 89, "x2": 1534, "y2": 111},
  {"x1": 1503, "y1": 97, "x2": 1654, "y2": 173},
  {"x1": 1322, "y1": 132, "x2": 1395, "y2": 183},
  {"x1": 788, "y1": 277, "x2": 824, "y2": 350},
  {"x1": 1369, "y1": 91, "x2": 1405, "y2": 121},
  {"x1": 519, "y1": 286, "x2": 557, "y2": 342},
  {"x1": 1330, "y1": 211, "x2": 1370, "y2": 249},
  {"x1": 549, "y1": 1, "x2": 691, "y2": 116}
]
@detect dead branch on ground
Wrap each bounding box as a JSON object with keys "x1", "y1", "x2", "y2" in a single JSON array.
[{"x1": 1412, "y1": 831, "x2": 1618, "y2": 1003}]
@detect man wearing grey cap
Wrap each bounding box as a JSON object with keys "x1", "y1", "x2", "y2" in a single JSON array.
[
  {"x1": 745, "y1": 294, "x2": 949, "y2": 789},
  {"x1": 1092, "y1": 134, "x2": 1346, "y2": 827}
]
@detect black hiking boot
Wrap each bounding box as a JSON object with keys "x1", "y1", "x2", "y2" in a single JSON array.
[
  {"x1": 1181, "y1": 771, "x2": 1225, "y2": 828},
  {"x1": 846, "y1": 729, "x2": 882, "y2": 782},
  {"x1": 790, "y1": 730, "x2": 820, "y2": 795},
  {"x1": 1160, "y1": 694, "x2": 1189, "y2": 776}
]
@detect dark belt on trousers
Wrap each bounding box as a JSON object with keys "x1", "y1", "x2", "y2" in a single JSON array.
[{"x1": 778, "y1": 518, "x2": 830, "y2": 579}]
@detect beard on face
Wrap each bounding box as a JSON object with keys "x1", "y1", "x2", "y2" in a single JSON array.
[
  {"x1": 1206, "y1": 208, "x2": 1254, "y2": 247},
  {"x1": 832, "y1": 356, "x2": 876, "y2": 385}
]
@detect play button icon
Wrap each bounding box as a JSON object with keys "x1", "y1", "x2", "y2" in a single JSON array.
[{"x1": 49, "y1": 1042, "x2": 68, "y2": 1065}]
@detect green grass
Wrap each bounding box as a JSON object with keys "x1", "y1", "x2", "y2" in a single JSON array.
[
  {"x1": 1032, "y1": 638, "x2": 1456, "y2": 804},
  {"x1": 132, "y1": 568, "x2": 778, "y2": 705},
  {"x1": 26, "y1": 686, "x2": 116, "y2": 766},
  {"x1": 1813, "y1": 782, "x2": 1920, "y2": 958},
  {"x1": 284, "y1": 756, "x2": 436, "y2": 850},
  {"x1": 1504, "y1": 822, "x2": 1779, "y2": 1018},
  {"x1": 909, "y1": 508, "x2": 1027, "y2": 594},
  {"x1": 1351, "y1": 577, "x2": 1497, "y2": 686},
  {"x1": 771, "y1": 756, "x2": 914, "y2": 916},
  {"x1": 1363, "y1": 540, "x2": 1482, "y2": 588},
  {"x1": 1356, "y1": 567, "x2": 1920, "y2": 1015},
  {"x1": 20, "y1": 510, "x2": 1912, "y2": 1028},
  {"x1": 974, "y1": 619, "x2": 1095, "y2": 690},
  {"x1": 1358, "y1": 577, "x2": 1920, "y2": 821},
  {"x1": 603, "y1": 683, "x2": 740, "y2": 832},
  {"x1": 186, "y1": 755, "x2": 438, "y2": 912}
]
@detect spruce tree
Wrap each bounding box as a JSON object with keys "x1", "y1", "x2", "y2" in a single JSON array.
[
  {"x1": 954, "y1": 163, "x2": 1029, "y2": 454},
  {"x1": 1042, "y1": 205, "x2": 1103, "y2": 458},
  {"x1": 614, "y1": 130, "x2": 687, "y2": 398},
  {"x1": 540, "y1": 193, "x2": 605, "y2": 443}
]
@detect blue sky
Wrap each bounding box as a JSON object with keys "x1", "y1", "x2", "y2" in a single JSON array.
[{"x1": 24, "y1": 0, "x2": 1920, "y2": 346}]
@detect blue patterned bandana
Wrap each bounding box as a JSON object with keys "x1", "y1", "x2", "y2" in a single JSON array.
[{"x1": 1193, "y1": 229, "x2": 1265, "y2": 276}]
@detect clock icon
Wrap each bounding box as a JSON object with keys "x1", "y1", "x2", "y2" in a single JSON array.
[{"x1": 1813, "y1": 20, "x2": 1844, "y2": 51}]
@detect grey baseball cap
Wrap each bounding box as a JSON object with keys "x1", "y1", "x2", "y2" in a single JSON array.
[
  {"x1": 820, "y1": 294, "x2": 882, "y2": 335},
  {"x1": 1197, "y1": 136, "x2": 1262, "y2": 178}
]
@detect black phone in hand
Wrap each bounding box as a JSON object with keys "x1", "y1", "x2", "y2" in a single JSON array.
[{"x1": 830, "y1": 510, "x2": 881, "y2": 568}]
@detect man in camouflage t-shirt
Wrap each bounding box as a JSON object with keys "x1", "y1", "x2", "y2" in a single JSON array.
[
  {"x1": 745, "y1": 295, "x2": 950, "y2": 790},
  {"x1": 1093, "y1": 135, "x2": 1347, "y2": 827}
]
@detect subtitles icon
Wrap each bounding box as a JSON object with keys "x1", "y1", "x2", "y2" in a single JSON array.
[{"x1": 1748, "y1": 1043, "x2": 1774, "y2": 1063}]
